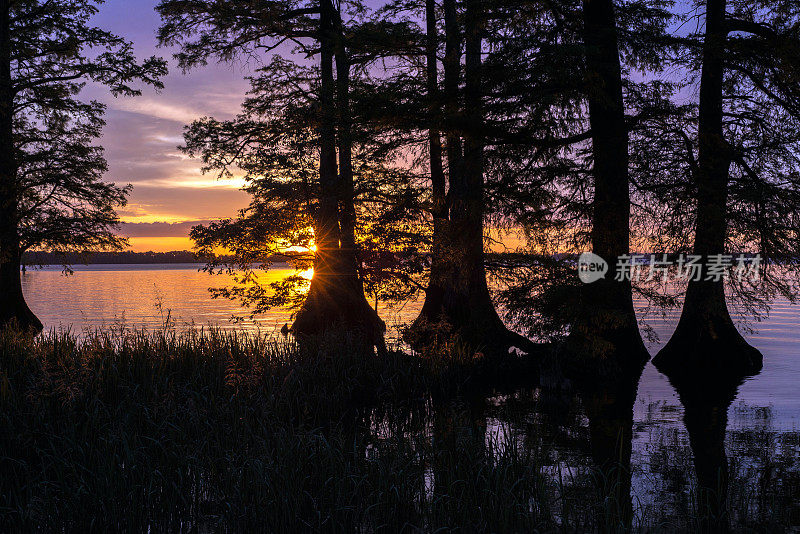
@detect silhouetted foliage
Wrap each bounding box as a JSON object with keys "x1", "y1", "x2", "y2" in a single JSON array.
[
  {"x1": 652, "y1": 0, "x2": 800, "y2": 370},
  {"x1": 159, "y1": 0, "x2": 427, "y2": 344},
  {"x1": 156, "y1": 0, "x2": 800, "y2": 362}
]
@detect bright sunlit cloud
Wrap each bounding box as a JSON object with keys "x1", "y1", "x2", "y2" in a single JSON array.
[
  {"x1": 128, "y1": 177, "x2": 247, "y2": 190},
  {"x1": 126, "y1": 237, "x2": 195, "y2": 252},
  {"x1": 109, "y1": 98, "x2": 218, "y2": 125}
]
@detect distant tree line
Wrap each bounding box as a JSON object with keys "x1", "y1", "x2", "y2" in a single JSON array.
[
  {"x1": 23, "y1": 250, "x2": 205, "y2": 265},
  {"x1": 20, "y1": 250, "x2": 290, "y2": 265}
]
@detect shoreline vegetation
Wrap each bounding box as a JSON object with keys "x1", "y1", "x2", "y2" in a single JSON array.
[
  {"x1": 22, "y1": 251, "x2": 228, "y2": 266},
  {"x1": 1, "y1": 326, "x2": 797, "y2": 532}
]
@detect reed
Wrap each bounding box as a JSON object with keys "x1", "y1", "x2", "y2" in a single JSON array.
[{"x1": 0, "y1": 327, "x2": 796, "y2": 531}]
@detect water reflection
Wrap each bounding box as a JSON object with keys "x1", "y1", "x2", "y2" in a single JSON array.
[
  {"x1": 20, "y1": 265, "x2": 800, "y2": 529},
  {"x1": 575, "y1": 358, "x2": 646, "y2": 531},
  {"x1": 357, "y1": 348, "x2": 799, "y2": 531},
  {"x1": 655, "y1": 353, "x2": 762, "y2": 532}
]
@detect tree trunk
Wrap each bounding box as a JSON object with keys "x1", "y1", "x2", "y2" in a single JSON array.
[
  {"x1": 416, "y1": 0, "x2": 448, "y2": 322},
  {"x1": 567, "y1": 0, "x2": 646, "y2": 365},
  {"x1": 0, "y1": 233, "x2": 42, "y2": 332},
  {"x1": 332, "y1": 6, "x2": 385, "y2": 346},
  {"x1": 293, "y1": 0, "x2": 385, "y2": 349},
  {"x1": 654, "y1": 0, "x2": 761, "y2": 372},
  {"x1": 449, "y1": 0, "x2": 509, "y2": 343},
  {"x1": 0, "y1": 1, "x2": 42, "y2": 333},
  {"x1": 409, "y1": 0, "x2": 529, "y2": 356}
]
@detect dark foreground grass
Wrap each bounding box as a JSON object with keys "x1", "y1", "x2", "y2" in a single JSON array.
[
  {"x1": 0, "y1": 328, "x2": 798, "y2": 532},
  {"x1": 0, "y1": 328, "x2": 550, "y2": 532}
]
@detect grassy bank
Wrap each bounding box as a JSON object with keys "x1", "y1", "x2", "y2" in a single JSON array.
[{"x1": 0, "y1": 328, "x2": 796, "y2": 531}]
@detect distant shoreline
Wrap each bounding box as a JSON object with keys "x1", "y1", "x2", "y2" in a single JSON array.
[
  {"x1": 22, "y1": 250, "x2": 779, "y2": 267},
  {"x1": 22, "y1": 250, "x2": 207, "y2": 265},
  {"x1": 21, "y1": 250, "x2": 301, "y2": 266}
]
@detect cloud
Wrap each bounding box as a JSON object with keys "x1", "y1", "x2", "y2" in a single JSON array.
[
  {"x1": 109, "y1": 98, "x2": 207, "y2": 125},
  {"x1": 80, "y1": 0, "x2": 256, "y2": 227},
  {"x1": 120, "y1": 185, "x2": 250, "y2": 222},
  {"x1": 98, "y1": 109, "x2": 250, "y2": 221},
  {"x1": 119, "y1": 220, "x2": 213, "y2": 238},
  {"x1": 128, "y1": 176, "x2": 247, "y2": 190}
]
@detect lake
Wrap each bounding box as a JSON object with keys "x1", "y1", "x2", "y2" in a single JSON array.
[
  {"x1": 21, "y1": 263, "x2": 422, "y2": 337},
  {"x1": 20, "y1": 262, "x2": 800, "y2": 527}
]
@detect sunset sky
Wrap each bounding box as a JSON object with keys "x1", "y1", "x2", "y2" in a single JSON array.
[
  {"x1": 87, "y1": 0, "x2": 253, "y2": 251},
  {"x1": 88, "y1": 0, "x2": 693, "y2": 254}
]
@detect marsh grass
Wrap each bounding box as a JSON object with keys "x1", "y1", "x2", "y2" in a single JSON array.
[
  {"x1": 0, "y1": 328, "x2": 550, "y2": 531},
  {"x1": 0, "y1": 327, "x2": 798, "y2": 531}
]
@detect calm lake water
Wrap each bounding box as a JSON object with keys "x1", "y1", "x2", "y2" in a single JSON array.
[
  {"x1": 22, "y1": 263, "x2": 422, "y2": 337},
  {"x1": 20, "y1": 263, "x2": 800, "y2": 527}
]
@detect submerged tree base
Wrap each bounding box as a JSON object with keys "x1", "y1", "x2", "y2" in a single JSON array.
[
  {"x1": 563, "y1": 314, "x2": 650, "y2": 379},
  {"x1": 0, "y1": 259, "x2": 43, "y2": 334},
  {"x1": 406, "y1": 308, "x2": 545, "y2": 360},
  {"x1": 406, "y1": 278, "x2": 548, "y2": 359},
  {"x1": 0, "y1": 309, "x2": 43, "y2": 334},
  {"x1": 562, "y1": 277, "x2": 650, "y2": 377},
  {"x1": 292, "y1": 278, "x2": 387, "y2": 353},
  {"x1": 653, "y1": 314, "x2": 763, "y2": 376},
  {"x1": 0, "y1": 296, "x2": 43, "y2": 334}
]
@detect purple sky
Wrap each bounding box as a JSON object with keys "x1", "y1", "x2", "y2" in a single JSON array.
[{"x1": 87, "y1": 0, "x2": 254, "y2": 250}]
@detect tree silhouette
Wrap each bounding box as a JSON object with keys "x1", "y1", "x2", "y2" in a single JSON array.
[
  {"x1": 0, "y1": 0, "x2": 166, "y2": 331},
  {"x1": 561, "y1": 0, "x2": 649, "y2": 364},
  {"x1": 401, "y1": 0, "x2": 528, "y2": 354},
  {"x1": 654, "y1": 0, "x2": 800, "y2": 371},
  {"x1": 157, "y1": 0, "x2": 800, "y2": 367},
  {"x1": 160, "y1": 0, "x2": 431, "y2": 349},
  {"x1": 476, "y1": 0, "x2": 674, "y2": 362}
]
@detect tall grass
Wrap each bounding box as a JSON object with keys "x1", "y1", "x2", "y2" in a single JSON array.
[
  {"x1": 0, "y1": 328, "x2": 549, "y2": 531},
  {"x1": 0, "y1": 328, "x2": 797, "y2": 531}
]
